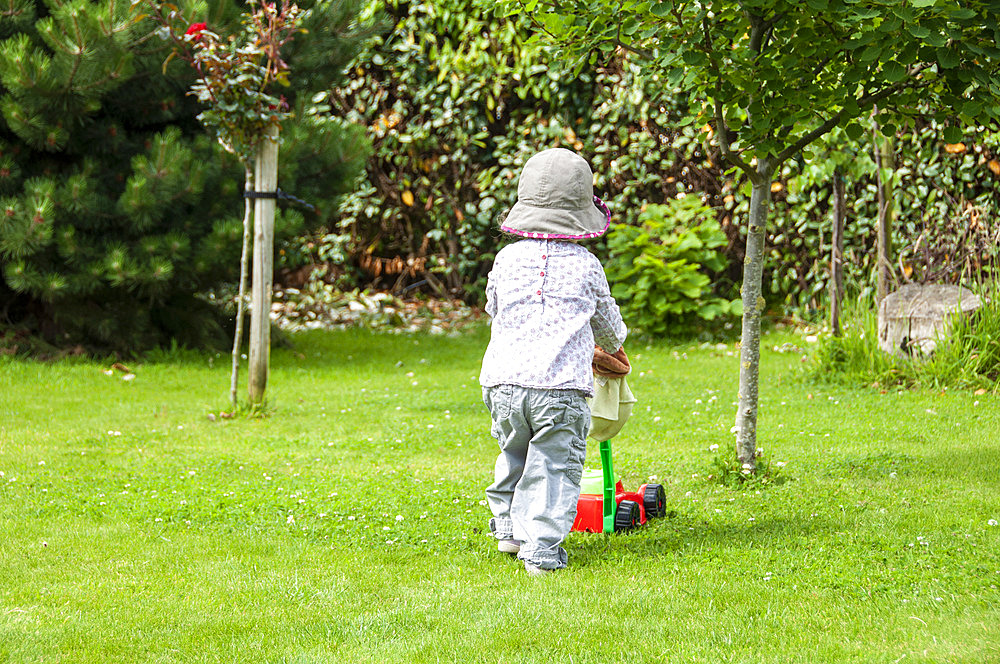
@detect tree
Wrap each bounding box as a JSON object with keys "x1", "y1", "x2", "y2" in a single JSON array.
[
  {"x1": 0, "y1": 0, "x2": 369, "y2": 353},
  {"x1": 141, "y1": 0, "x2": 309, "y2": 407},
  {"x1": 499, "y1": 0, "x2": 1000, "y2": 469}
]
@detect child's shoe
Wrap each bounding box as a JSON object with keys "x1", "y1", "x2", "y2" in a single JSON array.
[
  {"x1": 523, "y1": 561, "x2": 552, "y2": 576},
  {"x1": 497, "y1": 539, "x2": 521, "y2": 555}
]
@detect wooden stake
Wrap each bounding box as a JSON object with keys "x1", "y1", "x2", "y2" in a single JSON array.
[{"x1": 248, "y1": 125, "x2": 279, "y2": 406}]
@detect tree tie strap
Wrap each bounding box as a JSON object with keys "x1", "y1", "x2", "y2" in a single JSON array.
[{"x1": 243, "y1": 188, "x2": 316, "y2": 212}]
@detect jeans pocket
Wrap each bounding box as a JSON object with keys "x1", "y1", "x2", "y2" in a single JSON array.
[
  {"x1": 559, "y1": 393, "x2": 589, "y2": 428},
  {"x1": 494, "y1": 384, "x2": 514, "y2": 421},
  {"x1": 566, "y1": 436, "x2": 587, "y2": 485},
  {"x1": 486, "y1": 385, "x2": 515, "y2": 441}
]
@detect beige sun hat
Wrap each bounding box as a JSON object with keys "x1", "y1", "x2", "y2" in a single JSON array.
[{"x1": 500, "y1": 148, "x2": 611, "y2": 240}]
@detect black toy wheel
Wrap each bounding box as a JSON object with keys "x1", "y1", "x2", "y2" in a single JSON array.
[
  {"x1": 643, "y1": 483, "x2": 666, "y2": 518},
  {"x1": 614, "y1": 499, "x2": 641, "y2": 532}
]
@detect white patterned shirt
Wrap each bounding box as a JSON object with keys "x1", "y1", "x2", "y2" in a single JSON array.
[{"x1": 479, "y1": 239, "x2": 627, "y2": 396}]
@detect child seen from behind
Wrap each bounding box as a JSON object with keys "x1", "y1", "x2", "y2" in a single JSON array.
[{"x1": 479, "y1": 148, "x2": 628, "y2": 576}]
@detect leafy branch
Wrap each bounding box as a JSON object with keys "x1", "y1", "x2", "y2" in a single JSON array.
[{"x1": 135, "y1": 0, "x2": 308, "y2": 162}]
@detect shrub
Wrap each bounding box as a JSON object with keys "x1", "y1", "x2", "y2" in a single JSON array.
[{"x1": 604, "y1": 197, "x2": 741, "y2": 337}]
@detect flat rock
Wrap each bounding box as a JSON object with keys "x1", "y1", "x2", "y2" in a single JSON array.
[{"x1": 878, "y1": 284, "x2": 981, "y2": 357}]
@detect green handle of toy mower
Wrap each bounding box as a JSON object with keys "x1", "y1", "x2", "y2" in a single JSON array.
[{"x1": 599, "y1": 439, "x2": 615, "y2": 534}]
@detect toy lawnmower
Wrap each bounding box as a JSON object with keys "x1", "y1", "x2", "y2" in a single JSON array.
[
  {"x1": 571, "y1": 438, "x2": 666, "y2": 533},
  {"x1": 571, "y1": 368, "x2": 666, "y2": 534}
]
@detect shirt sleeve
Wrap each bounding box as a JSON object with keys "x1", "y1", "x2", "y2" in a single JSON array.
[
  {"x1": 590, "y1": 259, "x2": 628, "y2": 352},
  {"x1": 485, "y1": 269, "x2": 497, "y2": 318}
]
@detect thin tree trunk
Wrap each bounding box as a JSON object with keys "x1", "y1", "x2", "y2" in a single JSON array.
[
  {"x1": 248, "y1": 125, "x2": 279, "y2": 406},
  {"x1": 830, "y1": 167, "x2": 846, "y2": 337},
  {"x1": 873, "y1": 116, "x2": 894, "y2": 304},
  {"x1": 230, "y1": 165, "x2": 254, "y2": 409},
  {"x1": 735, "y1": 161, "x2": 774, "y2": 472}
]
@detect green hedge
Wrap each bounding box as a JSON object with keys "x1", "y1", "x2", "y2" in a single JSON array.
[{"x1": 300, "y1": 0, "x2": 1000, "y2": 332}]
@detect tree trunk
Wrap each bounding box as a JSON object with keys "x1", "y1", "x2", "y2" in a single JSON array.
[
  {"x1": 830, "y1": 167, "x2": 846, "y2": 337},
  {"x1": 248, "y1": 125, "x2": 279, "y2": 406},
  {"x1": 230, "y1": 166, "x2": 254, "y2": 409},
  {"x1": 735, "y1": 161, "x2": 774, "y2": 472},
  {"x1": 873, "y1": 120, "x2": 894, "y2": 304}
]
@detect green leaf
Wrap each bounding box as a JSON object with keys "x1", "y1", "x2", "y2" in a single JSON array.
[
  {"x1": 858, "y1": 43, "x2": 883, "y2": 62},
  {"x1": 948, "y1": 7, "x2": 977, "y2": 20},
  {"x1": 806, "y1": 0, "x2": 829, "y2": 9},
  {"x1": 906, "y1": 25, "x2": 931, "y2": 39},
  {"x1": 882, "y1": 61, "x2": 906, "y2": 82},
  {"x1": 924, "y1": 31, "x2": 947, "y2": 47},
  {"x1": 681, "y1": 49, "x2": 708, "y2": 67},
  {"x1": 937, "y1": 47, "x2": 959, "y2": 69},
  {"x1": 845, "y1": 122, "x2": 865, "y2": 141},
  {"x1": 943, "y1": 125, "x2": 963, "y2": 143},
  {"x1": 650, "y1": 1, "x2": 673, "y2": 18}
]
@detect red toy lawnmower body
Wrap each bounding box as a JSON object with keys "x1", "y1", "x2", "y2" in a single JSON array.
[{"x1": 571, "y1": 439, "x2": 667, "y2": 534}]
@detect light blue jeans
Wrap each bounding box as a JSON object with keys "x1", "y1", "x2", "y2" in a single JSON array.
[{"x1": 482, "y1": 385, "x2": 590, "y2": 569}]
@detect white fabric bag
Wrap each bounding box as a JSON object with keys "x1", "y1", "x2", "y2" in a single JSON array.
[{"x1": 587, "y1": 375, "x2": 637, "y2": 441}]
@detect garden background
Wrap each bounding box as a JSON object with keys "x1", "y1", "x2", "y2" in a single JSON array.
[
  {"x1": 0, "y1": 0, "x2": 997, "y2": 353},
  {"x1": 1, "y1": 1, "x2": 999, "y2": 661}
]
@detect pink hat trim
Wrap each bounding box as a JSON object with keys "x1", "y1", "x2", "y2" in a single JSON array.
[{"x1": 500, "y1": 196, "x2": 611, "y2": 240}]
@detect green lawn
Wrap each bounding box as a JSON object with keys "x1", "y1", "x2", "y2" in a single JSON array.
[{"x1": 1, "y1": 328, "x2": 998, "y2": 663}]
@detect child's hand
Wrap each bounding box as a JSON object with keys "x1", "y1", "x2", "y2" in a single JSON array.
[{"x1": 593, "y1": 345, "x2": 630, "y2": 378}]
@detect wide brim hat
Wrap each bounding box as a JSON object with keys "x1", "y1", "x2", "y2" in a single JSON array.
[{"x1": 500, "y1": 148, "x2": 611, "y2": 240}]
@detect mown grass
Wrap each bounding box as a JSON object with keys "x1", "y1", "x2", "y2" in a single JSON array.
[{"x1": 1, "y1": 327, "x2": 998, "y2": 663}]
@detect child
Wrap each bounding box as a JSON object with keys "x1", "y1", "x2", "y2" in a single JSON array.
[{"x1": 479, "y1": 148, "x2": 628, "y2": 575}]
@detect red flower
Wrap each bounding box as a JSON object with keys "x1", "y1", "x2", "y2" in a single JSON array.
[
  {"x1": 185, "y1": 22, "x2": 207, "y2": 41},
  {"x1": 267, "y1": 96, "x2": 289, "y2": 112}
]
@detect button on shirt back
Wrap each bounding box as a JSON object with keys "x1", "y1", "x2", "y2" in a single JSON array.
[{"x1": 479, "y1": 239, "x2": 627, "y2": 396}]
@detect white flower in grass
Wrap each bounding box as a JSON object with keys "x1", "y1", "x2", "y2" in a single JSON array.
[
  {"x1": 775, "y1": 461, "x2": 787, "y2": 467},
  {"x1": 709, "y1": 444, "x2": 719, "y2": 451},
  {"x1": 989, "y1": 519, "x2": 998, "y2": 527},
  {"x1": 286, "y1": 515, "x2": 295, "y2": 524}
]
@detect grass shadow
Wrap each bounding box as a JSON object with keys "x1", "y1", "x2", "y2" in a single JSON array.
[{"x1": 569, "y1": 513, "x2": 838, "y2": 567}]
